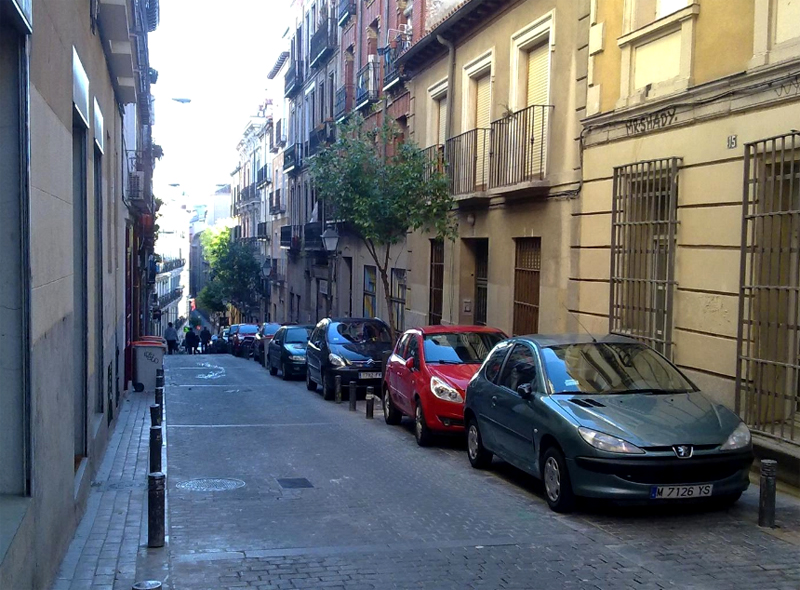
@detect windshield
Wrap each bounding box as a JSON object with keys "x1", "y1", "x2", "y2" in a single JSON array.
[
  {"x1": 542, "y1": 342, "x2": 696, "y2": 394},
  {"x1": 239, "y1": 325, "x2": 259, "y2": 335},
  {"x1": 285, "y1": 327, "x2": 312, "y2": 344},
  {"x1": 261, "y1": 323, "x2": 281, "y2": 336},
  {"x1": 423, "y1": 332, "x2": 505, "y2": 364},
  {"x1": 328, "y1": 321, "x2": 392, "y2": 344}
]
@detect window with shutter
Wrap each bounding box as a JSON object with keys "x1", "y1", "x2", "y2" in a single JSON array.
[
  {"x1": 437, "y1": 96, "x2": 447, "y2": 145},
  {"x1": 474, "y1": 74, "x2": 491, "y2": 189},
  {"x1": 526, "y1": 43, "x2": 549, "y2": 177}
]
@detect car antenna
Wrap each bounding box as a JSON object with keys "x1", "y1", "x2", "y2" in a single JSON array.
[{"x1": 562, "y1": 303, "x2": 597, "y2": 343}]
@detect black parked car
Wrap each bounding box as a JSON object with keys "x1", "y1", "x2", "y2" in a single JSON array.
[
  {"x1": 267, "y1": 325, "x2": 314, "y2": 379},
  {"x1": 306, "y1": 318, "x2": 394, "y2": 400}
]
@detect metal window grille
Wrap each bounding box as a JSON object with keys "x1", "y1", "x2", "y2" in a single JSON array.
[
  {"x1": 513, "y1": 238, "x2": 541, "y2": 335},
  {"x1": 736, "y1": 132, "x2": 800, "y2": 445},
  {"x1": 474, "y1": 240, "x2": 488, "y2": 326},
  {"x1": 610, "y1": 157, "x2": 680, "y2": 357},
  {"x1": 429, "y1": 239, "x2": 444, "y2": 325},
  {"x1": 390, "y1": 268, "x2": 406, "y2": 331}
]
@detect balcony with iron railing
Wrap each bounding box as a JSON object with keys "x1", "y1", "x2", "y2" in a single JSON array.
[
  {"x1": 421, "y1": 144, "x2": 445, "y2": 184},
  {"x1": 126, "y1": 150, "x2": 153, "y2": 210},
  {"x1": 283, "y1": 142, "x2": 302, "y2": 173},
  {"x1": 445, "y1": 129, "x2": 492, "y2": 196},
  {"x1": 158, "y1": 258, "x2": 185, "y2": 274},
  {"x1": 158, "y1": 287, "x2": 184, "y2": 310},
  {"x1": 489, "y1": 104, "x2": 553, "y2": 189},
  {"x1": 356, "y1": 61, "x2": 378, "y2": 109},
  {"x1": 256, "y1": 165, "x2": 270, "y2": 187},
  {"x1": 382, "y1": 37, "x2": 410, "y2": 91},
  {"x1": 335, "y1": 84, "x2": 355, "y2": 122},
  {"x1": 310, "y1": 17, "x2": 336, "y2": 68},
  {"x1": 337, "y1": 0, "x2": 355, "y2": 25},
  {"x1": 284, "y1": 60, "x2": 304, "y2": 97},
  {"x1": 303, "y1": 221, "x2": 324, "y2": 251},
  {"x1": 279, "y1": 225, "x2": 302, "y2": 250},
  {"x1": 270, "y1": 188, "x2": 285, "y2": 215}
]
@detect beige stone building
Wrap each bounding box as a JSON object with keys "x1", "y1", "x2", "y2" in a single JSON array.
[
  {"x1": 399, "y1": 0, "x2": 588, "y2": 334},
  {"x1": 0, "y1": 0, "x2": 158, "y2": 586},
  {"x1": 574, "y1": 0, "x2": 800, "y2": 464}
]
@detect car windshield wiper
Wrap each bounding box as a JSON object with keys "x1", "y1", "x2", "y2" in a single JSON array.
[
  {"x1": 604, "y1": 388, "x2": 693, "y2": 395},
  {"x1": 430, "y1": 360, "x2": 464, "y2": 365}
]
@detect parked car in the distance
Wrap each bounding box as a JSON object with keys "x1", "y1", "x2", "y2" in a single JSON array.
[
  {"x1": 464, "y1": 334, "x2": 754, "y2": 513},
  {"x1": 230, "y1": 324, "x2": 259, "y2": 357},
  {"x1": 383, "y1": 326, "x2": 506, "y2": 446},
  {"x1": 267, "y1": 325, "x2": 314, "y2": 379},
  {"x1": 306, "y1": 318, "x2": 394, "y2": 400},
  {"x1": 253, "y1": 322, "x2": 284, "y2": 365}
]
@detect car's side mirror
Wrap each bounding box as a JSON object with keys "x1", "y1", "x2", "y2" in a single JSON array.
[
  {"x1": 404, "y1": 357, "x2": 415, "y2": 370},
  {"x1": 517, "y1": 383, "x2": 533, "y2": 399}
]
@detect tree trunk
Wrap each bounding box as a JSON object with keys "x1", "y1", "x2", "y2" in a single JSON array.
[{"x1": 362, "y1": 237, "x2": 397, "y2": 341}]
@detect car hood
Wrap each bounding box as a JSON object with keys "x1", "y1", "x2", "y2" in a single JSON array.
[
  {"x1": 333, "y1": 342, "x2": 393, "y2": 362},
  {"x1": 284, "y1": 343, "x2": 307, "y2": 354},
  {"x1": 555, "y1": 391, "x2": 740, "y2": 447},
  {"x1": 427, "y1": 364, "x2": 481, "y2": 393}
]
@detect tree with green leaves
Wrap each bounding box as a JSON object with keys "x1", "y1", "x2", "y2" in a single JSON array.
[
  {"x1": 199, "y1": 226, "x2": 263, "y2": 316},
  {"x1": 311, "y1": 115, "x2": 456, "y2": 337}
]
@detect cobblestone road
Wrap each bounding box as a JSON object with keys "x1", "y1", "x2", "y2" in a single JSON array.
[{"x1": 164, "y1": 353, "x2": 800, "y2": 590}]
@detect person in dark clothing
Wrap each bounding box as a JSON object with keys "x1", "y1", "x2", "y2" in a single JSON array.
[
  {"x1": 185, "y1": 329, "x2": 199, "y2": 354},
  {"x1": 200, "y1": 327, "x2": 212, "y2": 353},
  {"x1": 164, "y1": 322, "x2": 179, "y2": 355}
]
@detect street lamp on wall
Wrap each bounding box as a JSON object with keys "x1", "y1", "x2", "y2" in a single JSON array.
[{"x1": 321, "y1": 225, "x2": 340, "y2": 317}]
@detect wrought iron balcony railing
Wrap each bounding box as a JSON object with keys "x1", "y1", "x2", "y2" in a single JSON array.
[
  {"x1": 382, "y1": 37, "x2": 410, "y2": 91},
  {"x1": 158, "y1": 287, "x2": 183, "y2": 309},
  {"x1": 283, "y1": 142, "x2": 302, "y2": 173},
  {"x1": 310, "y1": 17, "x2": 336, "y2": 68},
  {"x1": 257, "y1": 222, "x2": 269, "y2": 240},
  {"x1": 158, "y1": 258, "x2": 185, "y2": 274},
  {"x1": 489, "y1": 104, "x2": 553, "y2": 188},
  {"x1": 445, "y1": 129, "x2": 492, "y2": 196},
  {"x1": 421, "y1": 144, "x2": 445, "y2": 184},
  {"x1": 284, "y1": 60, "x2": 304, "y2": 97},
  {"x1": 337, "y1": 0, "x2": 355, "y2": 25},
  {"x1": 356, "y1": 61, "x2": 378, "y2": 109},
  {"x1": 256, "y1": 165, "x2": 270, "y2": 187},
  {"x1": 303, "y1": 221, "x2": 324, "y2": 251},
  {"x1": 279, "y1": 224, "x2": 292, "y2": 248},
  {"x1": 335, "y1": 84, "x2": 354, "y2": 122}
]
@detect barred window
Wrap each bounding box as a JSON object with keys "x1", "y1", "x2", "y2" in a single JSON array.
[{"x1": 610, "y1": 158, "x2": 680, "y2": 357}]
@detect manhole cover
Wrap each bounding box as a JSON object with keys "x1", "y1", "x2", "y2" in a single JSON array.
[
  {"x1": 176, "y1": 478, "x2": 245, "y2": 492},
  {"x1": 277, "y1": 478, "x2": 313, "y2": 489}
]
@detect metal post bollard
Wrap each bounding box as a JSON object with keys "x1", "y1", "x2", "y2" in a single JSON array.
[
  {"x1": 366, "y1": 387, "x2": 375, "y2": 419},
  {"x1": 155, "y1": 373, "x2": 164, "y2": 389},
  {"x1": 149, "y1": 426, "x2": 162, "y2": 473},
  {"x1": 155, "y1": 386, "x2": 164, "y2": 408},
  {"x1": 132, "y1": 581, "x2": 162, "y2": 590},
  {"x1": 147, "y1": 472, "x2": 165, "y2": 548},
  {"x1": 349, "y1": 381, "x2": 357, "y2": 411},
  {"x1": 335, "y1": 375, "x2": 342, "y2": 404},
  {"x1": 759, "y1": 459, "x2": 778, "y2": 528},
  {"x1": 149, "y1": 404, "x2": 162, "y2": 427}
]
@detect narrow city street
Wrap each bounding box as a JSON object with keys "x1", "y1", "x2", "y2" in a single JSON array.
[{"x1": 163, "y1": 353, "x2": 800, "y2": 590}]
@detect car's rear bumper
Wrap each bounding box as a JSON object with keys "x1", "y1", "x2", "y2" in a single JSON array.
[{"x1": 568, "y1": 451, "x2": 754, "y2": 500}]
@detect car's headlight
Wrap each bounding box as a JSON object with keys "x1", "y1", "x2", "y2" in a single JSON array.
[
  {"x1": 430, "y1": 377, "x2": 463, "y2": 403},
  {"x1": 289, "y1": 355, "x2": 305, "y2": 362},
  {"x1": 720, "y1": 422, "x2": 751, "y2": 451},
  {"x1": 578, "y1": 427, "x2": 645, "y2": 454},
  {"x1": 329, "y1": 353, "x2": 348, "y2": 367}
]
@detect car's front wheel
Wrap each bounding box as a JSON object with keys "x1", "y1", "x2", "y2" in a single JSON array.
[
  {"x1": 281, "y1": 362, "x2": 291, "y2": 381},
  {"x1": 305, "y1": 369, "x2": 317, "y2": 391},
  {"x1": 414, "y1": 401, "x2": 432, "y2": 447},
  {"x1": 383, "y1": 386, "x2": 401, "y2": 425},
  {"x1": 467, "y1": 419, "x2": 492, "y2": 469},
  {"x1": 542, "y1": 446, "x2": 575, "y2": 513}
]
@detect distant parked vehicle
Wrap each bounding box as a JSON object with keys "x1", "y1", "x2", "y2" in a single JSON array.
[
  {"x1": 267, "y1": 325, "x2": 314, "y2": 379},
  {"x1": 306, "y1": 318, "x2": 394, "y2": 400},
  {"x1": 253, "y1": 322, "x2": 285, "y2": 365},
  {"x1": 383, "y1": 326, "x2": 506, "y2": 446},
  {"x1": 464, "y1": 334, "x2": 754, "y2": 513},
  {"x1": 230, "y1": 324, "x2": 258, "y2": 357}
]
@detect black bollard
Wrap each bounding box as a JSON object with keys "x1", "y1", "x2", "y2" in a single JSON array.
[
  {"x1": 155, "y1": 386, "x2": 163, "y2": 408},
  {"x1": 149, "y1": 426, "x2": 162, "y2": 473},
  {"x1": 335, "y1": 375, "x2": 342, "y2": 404},
  {"x1": 155, "y1": 373, "x2": 164, "y2": 389},
  {"x1": 349, "y1": 381, "x2": 357, "y2": 411},
  {"x1": 149, "y1": 404, "x2": 162, "y2": 427},
  {"x1": 366, "y1": 387, "x2": 375, "y2": 419},
  {"x1": 147, "y1": 472, "x2": 165, "y2": 548},
  {"x1": 759, "y1": 459, "x2": 778, "y2": 528}
]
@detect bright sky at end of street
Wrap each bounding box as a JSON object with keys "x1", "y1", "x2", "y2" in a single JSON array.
[{"x1": 149, "y1": 0, "x2": 292, "y2": 204}]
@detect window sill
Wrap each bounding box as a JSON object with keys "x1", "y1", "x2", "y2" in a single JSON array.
[
  {"x1": 749, "y1": 36, "x2": 800, "y2": 70},
  {"x1": 618, "y1": 3, "x2": 700, "y2": 48},
  {"x1": 0, "y1": 495, "x2": 31, "y2": 564}
]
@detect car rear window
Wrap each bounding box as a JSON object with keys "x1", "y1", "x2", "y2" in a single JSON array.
[
  {"x1": 328, "y1": 321, "x2": 392, "y2": 344},
  {"x1": 239, "y1": 325, "x2": 259, "y2": 335}
]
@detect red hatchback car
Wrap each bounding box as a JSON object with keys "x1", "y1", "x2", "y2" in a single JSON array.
[{"x1": 383, "y1": 325, "x2": 506, "y2": 446}]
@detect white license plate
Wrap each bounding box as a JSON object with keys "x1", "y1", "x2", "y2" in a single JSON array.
[
  {"x1": 359, "y1": 372, "x2": 382, "y2": 380},
  {"x1": 650, "y1": 484, "x2": 713, "y2": 499}
]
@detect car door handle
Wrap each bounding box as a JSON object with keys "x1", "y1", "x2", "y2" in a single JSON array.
[{"x1": 491, "y1": 396, "x2": 498, "y2": 407}]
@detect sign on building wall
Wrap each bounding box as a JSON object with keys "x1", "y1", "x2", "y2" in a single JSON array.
[{"x1": 6, "y1": 0, "x2": 32, "y2": 32}]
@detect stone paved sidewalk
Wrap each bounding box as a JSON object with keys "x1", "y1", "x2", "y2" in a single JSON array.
[{"x1": 50, "y1": 390, "x2": 169, "y2": 590}]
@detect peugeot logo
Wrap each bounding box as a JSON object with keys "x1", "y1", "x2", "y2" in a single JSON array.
[{"x1": 673, "y1": 445, "x2": 693, "y2": 459}]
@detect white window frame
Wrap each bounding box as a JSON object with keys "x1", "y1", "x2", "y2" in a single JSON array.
[
  {"x1": 461, "y1": 49, "x2": 494, "y2": 133},
  {"x1": 750, "y1": 0, "x2": 800, "y2": 68},
  {"x1": 617, "y1": 1, "x2": 699, "y2": 108},
  {"x1": 427, "y1": 77, "x2": 448, "y2": 147},
  {"x1": 508, "y1": 11, "x2": 555, "y2": 113}
]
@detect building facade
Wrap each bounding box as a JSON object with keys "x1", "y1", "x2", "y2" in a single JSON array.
[
  {"x1": 575, "y1": 0, "x2": 800, "y2": 460},
  {"x1": 0, "y1": 0, "x2": 158, "y2": 587}
]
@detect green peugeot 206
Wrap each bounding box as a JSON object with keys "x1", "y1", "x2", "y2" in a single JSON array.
[{"x1": 463, "y1": 334, "x2": 754, "y2": 513}]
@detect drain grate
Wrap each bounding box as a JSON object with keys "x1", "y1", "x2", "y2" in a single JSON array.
[
  {"x1": 176, "y1": 478, "x2": 246, "y2": 492},
  {"x1": 277, "y1": 478, "x2": 313, "y2": 489}
]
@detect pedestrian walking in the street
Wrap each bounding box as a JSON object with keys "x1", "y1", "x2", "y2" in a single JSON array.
[
  {"x1": 164, "y1": 322, "x2": 179, "y2": 355},
  {"x1": 200, "y1": 326, "x2": 212, "y2": 353},
  {"x1": 185, "y1": 329, "x2": 199, "y2": 354}
]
